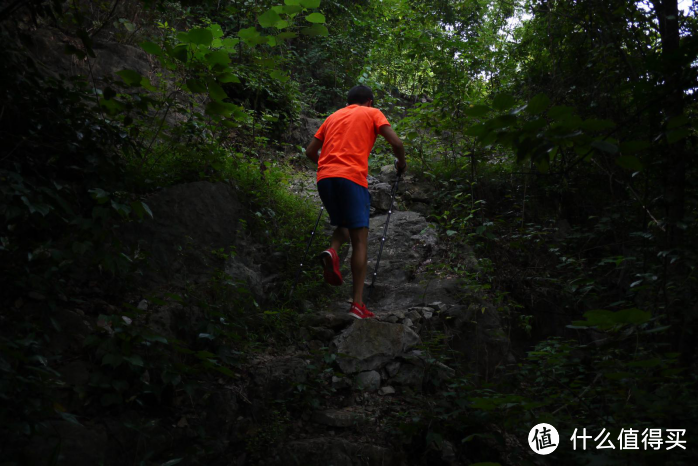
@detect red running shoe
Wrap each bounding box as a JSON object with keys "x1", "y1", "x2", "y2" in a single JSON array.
[
  {"x1": 319, "y1": 248, "x2": 343, "y2": 286},
  {"x1": 349, "y1": 302, "x2": 375, "y2": 319}
]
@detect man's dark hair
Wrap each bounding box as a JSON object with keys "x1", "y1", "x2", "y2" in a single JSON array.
[{"x1": 347, "y1": 85, "x2": 374, "y2": 105}]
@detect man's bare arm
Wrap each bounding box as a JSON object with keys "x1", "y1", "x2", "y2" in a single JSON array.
[
  {"x1": 378, "y1": 125, "x2": 406, "y2": 173},
  {"x1": 305, "y1": 137, "x2": 322, "y2": 165}
]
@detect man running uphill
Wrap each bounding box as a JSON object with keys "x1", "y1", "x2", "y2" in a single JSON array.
[{"x1": 305, "y1": 85, "x2": 406, "y2": 319}]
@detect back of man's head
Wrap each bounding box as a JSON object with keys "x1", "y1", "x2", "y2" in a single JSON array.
[{"x1": 347, "y1": 85, "x2": 374, "y2": 105}]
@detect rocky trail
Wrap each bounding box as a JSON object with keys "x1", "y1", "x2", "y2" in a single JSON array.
[{"x1": 241, "y1": 166, "x2": 517, "y2": 465}]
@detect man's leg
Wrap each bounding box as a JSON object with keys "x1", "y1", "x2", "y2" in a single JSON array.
[
  {"x1": 330, "y1": 226, "x2": 350, "y2": 253},
  {"x1": 322, "y1": 226, "x2": 350, "y2": 273},
  {"x1": 348, "y1": 227, "x2": 369, "y2": 304}
]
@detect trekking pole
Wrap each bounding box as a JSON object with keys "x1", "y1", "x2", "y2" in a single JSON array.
[
  {"x1": 290, "y1": 206, "x2": 324, "y2": 297},
  {"x1": 366, "y1": 161, "x2": 403, "y2": 299}
]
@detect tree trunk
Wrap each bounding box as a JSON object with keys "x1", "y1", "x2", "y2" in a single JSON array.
[{"x1": 652, "y1": 0, "x2": 685, "y2": 248}]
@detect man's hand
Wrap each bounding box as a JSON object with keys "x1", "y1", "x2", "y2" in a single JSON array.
[
  {"x1": 395, "y1": 158, "x2": 407, "y2": 175},
  {"x1": 379, "y1": 125, "x2": 406, "y2": 174},
  {"x1": 305, "y1": 137, "x2": 322, "y2": 165}
]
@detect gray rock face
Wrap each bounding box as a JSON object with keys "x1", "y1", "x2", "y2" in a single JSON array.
[
  {"x1": 26, "y1": 421, "x2": 108, "y2": 466},
  {"x1": 378, "y1": 386, "x2": 396, "y2": 396},
  {"x1": 331, "y1": 320, "x2": 420, "y2": 373},
  {"x1": 390, "y1": 363, "x2": 425, "y2": 388},
  {"x1": 285, "y1": 115, "x2": 323, "y2": 148},
  {"x1": 282, "y1": 437, "x2": 401, "y2": 466},
  {"x1": 27, "y1": 28, "x2": 152, "y2": 80},
  {"x1": 251, "y1": 357, "x2": 309, "y2": 395},
  {"x1": 124, "y1": 182, "x2": 264, "y2": 298},
  {"x1": 300, "y1": 311, "x2": 355, "y2": 331},
  {"x1": 312, "y1": 408, "x2": 367, "y2": 427},
  {"x1": 353, "y1": 370, "x2": 381, "y2": 391},
  {"x1": 369, "y1": 182, "x2": 395, "y2": 212}
]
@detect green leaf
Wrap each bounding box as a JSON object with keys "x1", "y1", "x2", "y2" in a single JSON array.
[
  {"x1": 131, "y1": 201, "x2": 153, "y2": 219},
  {"x1": 463, "y1": 105, "x2": 490, "y2": 117},
  {"x1": 188, "y1": 28, "x2": 213, "y2": 45},
  {"x1": 170, "y1": 44, "x2": 189, "y2": 62},
  {"x1": 116, "y1": 69, "x2": 143, "y2": 87},
  {"x1": 580, "y1": 119, "x2": 615, "y2": 131},
  {"x1": 259, "y1": 9, "x2": 282, "y2": 28},
  {"x1": 186, "y1": 79, "x2": 207, "y2": 93},
  {"x1": 300, "y1": 0, "x2": 321, "y2": 7},
  {"x1": 548, "y1": 105, "x2": 574, "y2": 120},
  {"x1": 218, "y1": 73, "x2": 241, "y2": 83},
  {"x1": 205, "y1": 101, "x2": 236, "y2": 117},
  {"x1": 208, "y1": 79, "x2": 228, "y2": 101},
  {"x1": 572, "y1": 308, "x2": 651, "y2": 330},
  {"x1": 620, "y1": 140, "x2": 650, "y2": 154},
  {"x1": 21, "y1": 196, "x2": 51, "y2": 216},
  {"x1": 591, "y1": 140, "x2": 618, "y2": 154},
  {"x1": 305, "y1": 12, "x2": 326, "y2": 23},
  {"x1": 667, "y1": 128, "x2": 690, "y2": 144},
  {"x1": 269, "y1": 70, "x2": 290, "y2": 82},
  {"x1": 206, "y1": 50, "x2": 230, "y2": 66},
  {"x1": 493, "y1": 94, "x2": 515, "y2": 111},
  {"x1": 124, "y1": 355, "x2": 144, "y2": 367},
  {"x1": 446, "y1": 230, "x2": 458, "y2": 236},
  {"x1": 465, "y1": 123, "x2": 488, "y2": 137},
  {"x1": 222, "y1": 38, "x2": 240, "y2": 51},
  {"x1": 140, "y1": 41, "x2": 163, "y2": 56},
  {"x1": 209, "y1": 24, "x2": 224, "y2": 39},
  {"x1": 615, "y1": 155, "x2": 643, "y2": 171},
  {"x1": 77, "y1": 29, "x2": 96, "y2": 58},
  {"x1": 284, "y1": 0, "x2": 302, "y2": 4},
  {"x1": 667, "y1": 115, "x2": 689, "y2": 129},
  {"x1": 64, "y1": 44, "x2": 86, "y2": 60},
  {"x1": 282, "y1": 4, "x2": 303, "y2": 14},
  {"x1": 301, "y1": 24, "x2": 329, "y2": 36},
  {"x1": 526, "y1": 94, "x2": 549, "y2": 115}
]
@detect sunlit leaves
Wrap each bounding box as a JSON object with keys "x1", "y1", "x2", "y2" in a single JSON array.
[
  {"x1": 301, "y1": 24, "x2": 329, "y2": 36},
  {"x1": 259, "y1": 9, "x2": 283, "y2": 28},
  {"x1": 305, "y1": 12, "x2": 326, "y2": 23}
]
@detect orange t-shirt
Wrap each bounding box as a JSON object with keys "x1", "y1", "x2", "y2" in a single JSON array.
[{"x1": 314, "y1": 105, "x2": 390, "y2": 188}]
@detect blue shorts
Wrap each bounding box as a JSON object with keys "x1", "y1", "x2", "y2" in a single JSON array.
[{"x1": 317, "y1": 177, "x2": 371, "y2": 229}]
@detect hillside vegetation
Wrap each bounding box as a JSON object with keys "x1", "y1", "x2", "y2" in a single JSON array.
[{"x1": 1, "y1": 1, "x2": 697, "y2": 465}]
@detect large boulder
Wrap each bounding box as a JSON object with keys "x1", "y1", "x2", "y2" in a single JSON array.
[
  {"x1": 331, "y1": 320, "x2": 419, "y2": 373},
  {"x1": 125, "y1": 182, "x2": 262, "y2": 297},
  {"x1": 285, "y1": 115, "x2": 323, "y2": 147}
]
